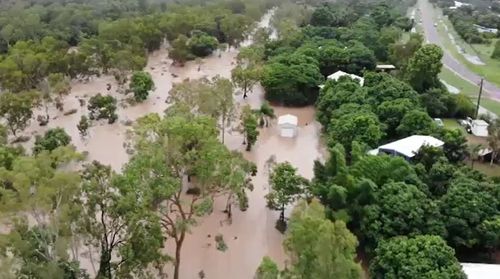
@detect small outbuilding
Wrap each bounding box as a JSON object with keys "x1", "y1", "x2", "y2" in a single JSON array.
[
  {"x1": 278, "y1": 114, "x2": 298, "y2": 138},
  {"x1": 471, "y1": 119, "x2": 489, "y2": 137},
  {"x1": 461, "y1": 263, "x2": 500, "y2": 279},
  {"x1": 327, "y1": 70, "x2": 364, "y2": 86}
]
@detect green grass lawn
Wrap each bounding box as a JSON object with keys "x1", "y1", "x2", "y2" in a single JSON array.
[
  {"x1": 471, "y1": 161, "x2": 500, "y2": 177},
  {"x1": 439, "y1": 67, "x2": 500, "y2": 116}
]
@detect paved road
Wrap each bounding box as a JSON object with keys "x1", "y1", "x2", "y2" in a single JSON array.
[{"x1": 418, "y1": 0, "x2": 500, "y2": 100}]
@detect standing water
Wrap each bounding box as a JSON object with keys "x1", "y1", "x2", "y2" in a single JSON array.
[{"x1": 19, "y1": 9, "x2": 326, "y2": 278}]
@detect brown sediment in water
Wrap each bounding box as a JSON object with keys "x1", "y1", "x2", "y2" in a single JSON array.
[{"x1": 15, "y1": 9, "x2": 327, "y2": 278}]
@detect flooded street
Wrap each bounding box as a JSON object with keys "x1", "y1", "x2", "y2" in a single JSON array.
[{"x1": 17, "y1": 9, "x2": 326, "y2": 278}]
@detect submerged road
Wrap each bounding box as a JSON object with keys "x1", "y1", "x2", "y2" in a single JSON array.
[{"x1": 418, "y1": 0, "x2": 500, "y2": 100}]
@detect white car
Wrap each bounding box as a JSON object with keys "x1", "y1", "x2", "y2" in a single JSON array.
[{"x1": 434, "y1": 23, "x2": 438, "y2": 27}]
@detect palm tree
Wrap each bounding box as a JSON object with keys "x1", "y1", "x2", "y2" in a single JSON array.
[
  {"x1": 253, "y1": 102, "x2": 276, "y2": 127},
  {"x1": 468, "y1": 143, "x2": 483, "y2": 168}
]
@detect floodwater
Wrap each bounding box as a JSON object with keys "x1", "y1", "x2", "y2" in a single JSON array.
[{"x1": 16, "y1": 9, "x2": 326, "y2": 278}]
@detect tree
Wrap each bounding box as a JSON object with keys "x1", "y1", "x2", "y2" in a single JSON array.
[
  {"x1": 478, "y1": 216, "x2": 500, "y2": 257},
  {"x1": 255, "y1": 257, "x2": 280, "y2": 279},
  {"x1": 168, "y1": 35, "x2": 193, "y2": 66},
  {"x1": 130, "y1": 71, "x2": 155, "y2": 102},
  {"x1": 265, "y1": 162, "x2": 308, "y2": 227},
  {"x1": 376, "y1": 98, "x2": 416, "y2": 138},
  {"x1": 0, "y1": 222, "x2": 88, "y2": 279},
  {"x1": 396, "y1": 110, "x2": 436, "y2": 137},
  {"x1": 167, "y1": 76, "x2": 236, "y2": 143},
  {"x1": 47, "y1": 73, "x2": 71, "y2": 111},
  {"x1": 283, "y1": 199, "x2": 362, "y2": 279},
  {"x1": 370, "y1": 235, "x2": 466, "y2": 279},
  {"x1": 127, "y1": 112, "x2": 254, "y2": 279},
  {"x1": 468, "y1": 143, "x2": 483, "y2": 168},
  {"x1": 310, "y1": 6, "x2": 334, "y2": 26},
  {"x1": 188, "y1": 31, "x2": 219, "y2": 57},
  {"x1": 440, "y1": 128, "x2": 469, "y2": 163},
  {"x1": 389, "y1": 33, "x2": 423, "y2": 70},
  {"x1": 0, "y1": 146, "x2": 83, "y2": 277},
  {"x1": 328, "y1": 111, "x2": 384, "y2": 153},
  {"x1": 254, "y1": 102, "x2": 276, "y2": 127},
  {"x1": 440, "y1": 178, "x2": 500, "y2": 251},
  {"x1": 231, "y1": 63, "x2": 261, "y2": 99},
  {"x1": 261, "y1": 54, "x2": 323, "y2": 106},
  {"x1": 241, "y1": 105, "x2": 259, "y2": 151},
  {"x1": 33, "y1": 128, "x2": 72, "y2": 154},
  {"x1": 491, "y1": 39, "x2": 500, "y2": 59},
  {"x1": 109, "y1": 49, "x2": 146, "y2": 89},
  {"x1": 87, "y1": 94, "x2": 118, "y2": 124},
  {"x1": 487, "y1": 119, "x2": 500, "y2": 165},
  {"x1": 0, "y1": 124, "x2": 7, "y2": 145},
  {"x1": 0, "y1": 91, "x2": 39, "y2": 136},
  {"x1": 360, "y1": 181, "x2": 445, "y2": 250},
  {"x1": 420, "y1": 87, "x2": 456, "y2": 118},
  {"x1": 405, "y1": 44, "x2": 443, "y2": 92},
  {"x1": 220, "y1": 14, "x2": 251, "y2": 47},
  {"x1": 316, "y1": 79, "x2": 366, "y2": 127},
  {"x1": 77, "y1": 116, "x2": 90, "y2": 137},
  {"x1": 79, "y1": 161, "x2": 165, "y2": 279}
]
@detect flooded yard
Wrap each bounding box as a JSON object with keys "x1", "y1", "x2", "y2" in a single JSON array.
[{"x1": 15, "y1": 9, "x2": 327, "y2": 278}]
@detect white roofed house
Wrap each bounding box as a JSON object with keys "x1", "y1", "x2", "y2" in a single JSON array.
[
  {"x1": 277, "y1": 114, "x2": 298, "y2": 138},
  {"x1": 368, "y1": 135, "x2": 444, "y2": 160},
  {"x1": 327, "y1": 70, "x2": 364, "y2": 86}
]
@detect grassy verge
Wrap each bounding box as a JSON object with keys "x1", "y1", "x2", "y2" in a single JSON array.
[
  {"x1": 431, "y1": 5, "x2": 500, "y2": 87},
  {"x1": 439, "y1": 67, "x2": 500, "y2": 116}
]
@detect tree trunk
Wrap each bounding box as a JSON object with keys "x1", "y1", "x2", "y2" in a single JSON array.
[
  {"x1": 243, "y1": 86, "x2": 248, "y2": 99},
  {"x1": 96, "y1": 244, "x2": 112, "y2": 279},
  {"x1": 173, "y1": 233, "x2": 186, "y2": 279},
  {"x1": 491, "y1": 152, "x2": 496, "y2": 166},
  {"x1": 279, "y1": 206, "x2": 285, "y2": 222},
  {"x1": 221, "y1": 117, "x2": 225, "y2": 144}
]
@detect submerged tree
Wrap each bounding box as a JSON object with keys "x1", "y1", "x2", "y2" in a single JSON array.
[
  {"x1": 167, "y1": 76, "x2": 236, "y2": 143},
  {"x1": 87, "y1": 94, "x2": 118, "y2": 124},
  {"x1": 125, "y1": 112, "x2": 254, "y2": 279},
  {"x1": 240, "y1": 105, "x2": 259, "y2": 151},
  {"x1": 79, "y1": 161, "x2": 166, "y2": 279},
  {"x1": 33, "y1": 128, "x2": 72, "y2": 154},
  {"x1": 130, "y1": 71, "x2": 155, "y2": 102},
  {"x1": 0, "y1": 91, "x2": 39, "y2": 136},
  {"x1": 266, "y1": 162, "x2": 308, "y2": 229}
]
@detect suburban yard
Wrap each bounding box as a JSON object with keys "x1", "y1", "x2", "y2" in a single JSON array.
[{"x1": 442, "y1": 118, "x2": 500, "y2": 177}]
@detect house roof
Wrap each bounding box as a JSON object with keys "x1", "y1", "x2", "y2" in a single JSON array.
[
  {"x1": 278, "y1": 114, "x2": 298, "y2": 126},
  {"x1": 327, "y1": 70, "x2": 364, "y2": 86},
  {"x1": 472, "y1": 119, "x2": 489, "y2": 126},
  {"x1": 461, "y1": 263, "x2": 500, "y2": 279},
  {"x1": 376, "y1": 64, "x2": 396, "y2": 70},
  {"x1": 374, "y1": 135, "x2": 444, "y2": 158}
]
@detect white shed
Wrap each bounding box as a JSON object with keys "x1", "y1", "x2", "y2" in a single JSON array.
[
  {"x1": 278, "y1": 114, "x2": 298, "y2": 138},
  {"x1": 461, "y1": 263, "x2": 500, "y2": 279},
  {"x1": 471, "y1": 120, "x2": 489, "y2": 137},
  {"x1": 327, "y1": 70, "x2": 364, "y2": 86}
]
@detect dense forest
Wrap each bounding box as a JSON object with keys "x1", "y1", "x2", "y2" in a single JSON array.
[
  {"x1": 1, "y1": 0, "x2": 500, "y2": 278},
  {"x1": 253, "y1": 0, "x2": 500, "y2": 278}
]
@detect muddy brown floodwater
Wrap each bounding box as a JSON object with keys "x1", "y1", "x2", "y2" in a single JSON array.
[{"x1": 17, "y1": 9, "x2": 327, "y2": 278}]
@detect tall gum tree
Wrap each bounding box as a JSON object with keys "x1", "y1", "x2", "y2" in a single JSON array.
[{"x1": 125, "y1": 112, "x2": 254, "y2": 279}]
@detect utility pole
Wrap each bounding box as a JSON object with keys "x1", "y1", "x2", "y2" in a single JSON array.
[{"x1": 475, "y1": 78, "x2": 484, "y2": 119}]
